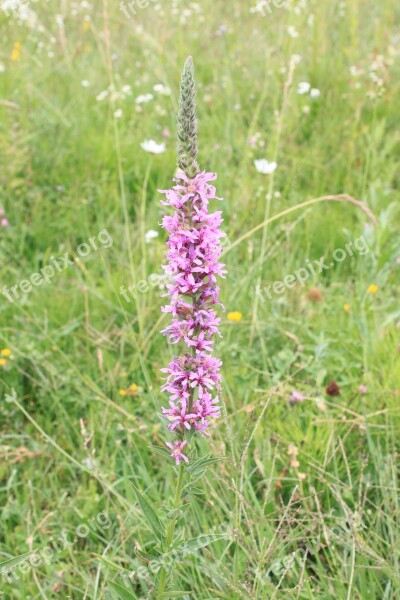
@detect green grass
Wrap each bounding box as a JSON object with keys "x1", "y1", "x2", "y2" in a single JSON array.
[{"x1": 1, "y1": 0, "x2": 400, "y2": 598}]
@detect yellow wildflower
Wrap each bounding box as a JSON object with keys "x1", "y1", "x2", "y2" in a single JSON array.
[
  {"x1": 0, "y1": 358, "x2": 7, "y2": 367},
  {"x1": 119, "y1": 383, "x2": 140, "y2": 397},
  {"x1": 227, "y1": 311, "x2": 242, "y2": 322},
  {"x1": 83, "y1": 20, "x2": 90, "y2": 31},
  {"x1": 11, "y1": 42, "x2": 21, "y2": 62},
  {"x1": 1, "y1": 348, "x2": 11, "y2": 357},
  {"x1": 343, "y1": 303, "x2": 351, "y2": 312},
  {"x1": 367, "y1": 284, "x2": 378, "y2": 294}
]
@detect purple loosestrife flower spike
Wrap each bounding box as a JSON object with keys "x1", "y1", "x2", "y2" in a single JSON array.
[
  {"x1": 160, "y1": 57, "x2": 226, "y2": 463},
  {"x1": 177, "y1": 56, "x2": 199, "y2": 179}
]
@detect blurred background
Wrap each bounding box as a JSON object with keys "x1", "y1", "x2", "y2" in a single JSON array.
[{"x1": 0, "y1": 0, "x2": 399, "y2": 598}]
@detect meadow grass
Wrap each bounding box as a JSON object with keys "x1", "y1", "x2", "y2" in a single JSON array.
[{"x1": 0, "y1": 0, "x2": 399, "y2": 598}]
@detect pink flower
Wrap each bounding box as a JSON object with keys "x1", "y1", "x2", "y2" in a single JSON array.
[
  {"x1": 289, "y1": 391, "x2": 305, "y2": 405},
  {"x1": 160, "y1": 170, "x2": 225, "y2": 461},
  {"x1": 165, "y1": 440, "x2": 189, "y2": 465},
  {"x1": 187, "y1": 330, "x2": 214, "y2": 353},
  {"x1": 162, "y1": 400, "x2": 197, "y2": 431},
  {"x1": 1, "y1": 208, "x2": 9, "y2": 228},
  {"x1": 358, "y1": 384, "x2": 368, "y2": 395}
]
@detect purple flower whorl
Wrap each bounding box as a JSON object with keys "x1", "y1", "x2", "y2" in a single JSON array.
[{"x1": 159, "y1": 60, "x2": 226, "y2": 463}]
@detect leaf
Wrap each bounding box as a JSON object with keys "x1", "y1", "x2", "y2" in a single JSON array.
[
  {"x1": 107, "y1": 580, "x2": 138, "y2": 600},
  {"x1": 316, "y1": 368, "x2": 327, "y2": 388},
  {"x1": 171, "y1": 529, "x2": 185, "y2": 546},
  {"x1": 167, "y1": 509, "x2": 184, "y2": 521},
  {"x1": 108, "y1": 588, "x2": 120, "y2": 600},
  {"x1": 186, "y1": 456, "x2": 224, "y2": 475},
  {"x1": 0, "y1": 551, "x2": 34, "y2": 573},
  {"x1": 130, "y1": 483, "x2": 164, "y2": 542},
  {"x1": 182, "y1": 486, "x2": 205, "y2": 498},
  {"x1": 187, "y1": 487, "x2": 205, "y2": 495},
  {"x1": 170, "y1": 533, "x2": 229, "y2": 554},
  {"x1": 160, "y1": 592, "x2": 192, "y2": 598},
  {"x1": 92, "y1": 554, "x2": 129, "y2": 571},
  {"x1": 185, "y1": 454, "x2": 211, "y2": 472},
  {"x1": 186, "y1": 471, "x2": 206, "y2": 485},
  {"x1": 149, "y1": 445, "x2": 171, "y2": 459},
  {"x1": 135, "y1": 548, "x2": 161, "y2": 561}
]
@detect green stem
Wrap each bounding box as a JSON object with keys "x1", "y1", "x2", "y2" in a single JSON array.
[{"x1": 157, "y1": 463, "x2": 185, "y2": 598}]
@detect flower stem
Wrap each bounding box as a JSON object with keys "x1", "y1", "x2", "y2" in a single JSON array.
[{"x1": 157, "y1": 463, "x2": 185, "y2": 598}]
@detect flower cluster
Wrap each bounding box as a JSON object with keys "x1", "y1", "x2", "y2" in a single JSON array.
[
  {"x1": 160, "y1": 170, "x2": 225, "y2": 462},
  {"x1": 0, "y1": 207, "x2": 9, "y2": 228}
]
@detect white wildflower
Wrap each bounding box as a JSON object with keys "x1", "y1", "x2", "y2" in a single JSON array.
[
  {"x1": 287, "y1": 26, "x2": 298, "y2": 38},
  {"x1": 350, "y1": 65, "x2": 361, "y2": 77},
  {"x1": 153, "y1": 83, "x2": 171, "y2": 96},
  {"x1": 96, "y1": 90, "x2": 109, "y2": 101},
  {"x1": 254, "y1": 159, "x2": 277, "y2": 175},
  {"x1": 135, "y1": 93, "x2": 154, "y2": 104},
  {"x1": 297, "y1": 81, "x2": 311, "y2": 95},
  {"x1": 140, "y1": 140, "x2": 166, "y2": 154},
  {"x1": 145, "y1": 229, "x2": 159, "y2": 243}
]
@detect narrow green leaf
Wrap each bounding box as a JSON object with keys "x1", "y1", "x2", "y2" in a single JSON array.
[
  {"x1": 130, "y1": 482, "x2": 164, "y2": 542},
  {"x1": 167, "y1": 509, "x2": 184, "y2": 520},
  {"x1": 108, "y1": 588, "x2": 120, "y2": 600},
  {"x1": 187, "y1": 470, "x2": 207, "y2": 485},
  {"x1": 135, "y1": 548, "x2": 161, "y2": 561},
  {"x1": 186, "y1": 456, "x2": 224, "y2": 474},
  {"x1": 161, "y1": 592, "x2": 192, "y2": 598},
  {"x1": 170, "y1": 533, "x2": 229, "y2": 553},
  {"x1": 149, "y1": 445, "x2": 171, "y2": 459},
  {"x1": 185, "y1": 487, "x2": 205, "y2": 496},
  {"x1": 0, "y1": 551, "x2": 34, "y2": 573},
  {"x1": 107, "y1": 580, "x2": 138, "y2": 600},
  {"x1": 172, "y1": 529, "x2": 185, "y2": 546}
]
